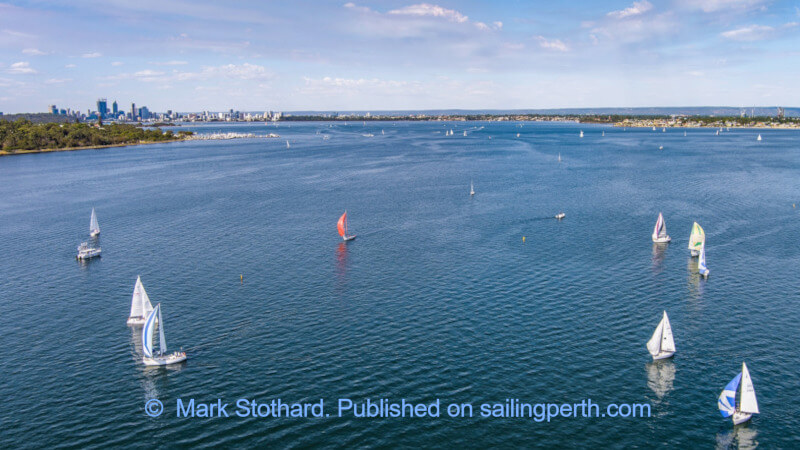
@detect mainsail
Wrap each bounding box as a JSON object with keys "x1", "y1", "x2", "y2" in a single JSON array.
[
  {"x1": 653, "y1": 213, "x2": 667, "y2": 239},
  {"x1": 90, "y1": 208, "x2": 100, "y2": 235},
  {"x1": 130, "y1": 276, "x2": 154, "y2": 318},
  {"x1": 688, "y1": 222, "x2": 705, "y2": 252},
  {"x1": 142, "y1": 304, "x2": 159, "y2": 358},
  {"x1": 646, "y1": 311, "x2": 675, "y2": 356},
  {"x1": 646, "y1": 320, "x2": 664, "y2": 356},
  {"x1": 740, "y1": 363, "x2": 759, "y2": 414},
  {"x1": 337, "y1": 211, "x2": 347, "y2": 238}
]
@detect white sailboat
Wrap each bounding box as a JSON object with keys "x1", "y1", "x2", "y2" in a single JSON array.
[
  {"x1": 646, "y1": 311, "x2": 676, "y2": 360},
  {"x1": 652, "y1": 126, "x2": 656, "y2": 131},
  {"x1": 719, "y1": 362, "x2": 759, "y2": 425},
  {"x1": 684, "y1": 131, "x2": 687, "y2": 137},
  {"x1": 652, "y1": 212, "x2": 671, "y2": 243},
  {"x1": 127, "y1": 276, "x2": 155, "y2": 326},
  {"x1": 470, "y1": 180, "x2": 475, "y2": 196},
  {"x1": 662, "y1": 127, "x2": 666, "y2": 132},
  {"x1": 142, "y1": 303, "x2": 187, "y2": 366},
  {"x1": 757, "y1": 134, "x2": 762, "y2": 141},
  {"x1": 579, "y1": 130, "x2": 584, "y2": 138},
  {"x1": 688, "y1": 222, "x2": 705, "y2": 256},
  {"x1": 463, "y1": 131, "x2": 467, "y2": 137},
  {"x1": 558, "y1": 153, "x2": 562, "y2": 163},
  {"x1": 286, "y1": 140, "x2": 291, "y2": 149},
  {"x1": 602, "y1": 131, "x2": 605, "y2": 137},
  {"x1": 516, "y1": 133, "x2": 520, "y2": 138},
  {"x1": 89, "y1": 208, "x2": 100, "y2": 237},
  {"x1": 698, "y1": 244, "x2": 710, "y2": 278}
]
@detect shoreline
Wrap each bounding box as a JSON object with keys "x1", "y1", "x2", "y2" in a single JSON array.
[{"x1": 0, "y1": 138, "x2": 186, "y2": 157}]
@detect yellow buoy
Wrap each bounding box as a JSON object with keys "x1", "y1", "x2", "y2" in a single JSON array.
[
  {"x1": 522, "y1": 236, "x2": 526, "y2": 243},
  {"x1": 240, "y1": 274, "x2": 243, "y2": 283}
]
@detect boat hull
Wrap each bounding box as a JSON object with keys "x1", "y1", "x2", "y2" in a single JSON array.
[
  {"x1": 90, "y1": 231, "x2": 100, "y2": 237},
  {"x1": 652, "y1": 236, "x2": 671, "y2": 243},
  {"x1": 732, "y1": 411, "x2": 753, "y2": 425},
  {"x1": 143, "y1": 353, "x2": 187, "y2": 366},
  {"x1": 77, "y1": 250, "x2": 101, "y2": 260},
  {"x1": 127, "y1": 316, "x2": 157, "y2": 326},
  {"x1": 343, "y1": 235, "x2": 356, "y2": 241},
  {"x1": 555, "y1": 213, "x2": 565, "y2": 219},
  {"x1": 652, "y1": 351, "x2": 675, "y2": 361},
  {"x1": 690, "y1": 250, "x2": 699, "y2": 257}
]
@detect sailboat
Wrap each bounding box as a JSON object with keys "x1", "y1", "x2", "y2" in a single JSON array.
[
  {"x1": 142, "y1": 304, "x2": 187, "y2": 366},
  {"x1": 698, "y1": 244, "x2": 710, "y2": 278},
  {"x1": 579, "y1": 130, "x2": 584, "y2": 138},
  {"x1": 662, "y1": 127, "x2": 666, "y2": 132},
  {"x1": 558, "y1": 153, "x2": 562, "y2": 163},
  {"x1": 719, "y1": 362, "x2": 759, "y2": 425},
  {"x1": 381, "y1": 129, "x2": 385, "y2": 135},
  {"x1": 716, "y1": 130, "x2": 720, "y2": 136},
  {"x1": 89, "y1": 208, "x2": 100, "y2": 237},
  {"x1": 516, "y1": 133, "x2": 520, "y2": 138},
  {"x1": 470, "y1": 180, "x2": 475, "y2": 196},
  {"x1": 688, "y1": 222, "x2": 705, "y2": 256},
  {"x1": 646, "y1": 311, "x2": 676, "y2": 360},
  {"x1": 463, "y1": 131, "x2": 467, "y2": 137},
  {"x1": 337, "y1": 211, "x2": 356, "y2": 241},
  {"x1": 286, "y1": 140, "x2": 291, "y2": 149},
  {"x1": 602, "y1": 131, "x2": 605, "y2": 137},
  {"x1": 652, "y1": 212, "x2": 671, "y2": 243},
  {"x1": 757, "y1": 134, "x2": 762, "y2": 141},
  {"x1": 127, "y1": 276, "x2": 155, "y2": 326},
  {"x1": 684, "y1": 131, "x2": 687, "y2": 137},
  {"x1": 652, "y1": 126, "x2": 656, "y2": 131}
]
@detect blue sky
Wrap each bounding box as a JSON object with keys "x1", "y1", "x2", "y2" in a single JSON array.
[{"x1": 1, "y1": 0, "x2": 799, "y2": 113}]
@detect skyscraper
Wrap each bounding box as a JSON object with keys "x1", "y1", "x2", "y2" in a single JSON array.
[
  {"x1": 112, "y1": 100, "x2": 118, "y2": 116},
  {"x1": 131, "y1": 103, "x2": 136, "y2": 121},
  {"x1": 97, "y1": 98, "x2": 108, "y2": 118}
]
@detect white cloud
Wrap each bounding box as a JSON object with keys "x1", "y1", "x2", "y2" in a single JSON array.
[
  {"x1": 65, "y1": 64, "x2": 76, "y2": 68},
  {"x1": 82, "y1": 52, "x2": 102, "y2": 58},
  {"x1": 536, "y1": 36, "x2": 569, "y2": 52},
  {"x1": 6, "y1": 61, "x2": 36, "y2": 74},
  {"x1": 45, "y1": 78, "x2": 72, "y2": 84},
  {"x1": 608, "y1": 1, "x2": 653, "y2": 19},
  {"x1": 388, "y1": 4, "x2": 468, "y2": 23},
  {"x1": 683, "y1": 0, "x2": 766, "y2": 13},
  {"x1": 151, "y1": 60, "x2": 188, "y2": 66},
  {"x1": 720, "y1": 24, "x2": 773, "y2": 41},
  {"x1": 111, "y1": 61, "x2": 124, "y2": 66},
  {"x1": 22, "y1": 48, "x2": 46, "y2": 55}
]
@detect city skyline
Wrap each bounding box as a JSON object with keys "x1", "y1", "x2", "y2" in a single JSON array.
[{"x1": 2, "y1": 0, "x2": 800, "y2": 113}]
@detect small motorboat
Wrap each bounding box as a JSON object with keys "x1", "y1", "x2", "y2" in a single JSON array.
[
  {"x1": 555, "y1": 212, "x2": 566, "y2": 220},
  {"x1": 76, "y1": 242, "x2": 101, "y2": 260}
]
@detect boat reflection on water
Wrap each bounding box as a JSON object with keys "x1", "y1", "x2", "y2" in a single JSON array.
[
  {"x1": 716, "y1": 424, "x2": 758, "y2": 450},
  {"x1": 335, "y1": 242, "x2": 349, "y2": 294},
  {"x1": 646, "y1": 360, "x2": 675, "y2": 399},
  {"x1": 652, "y1": 243, "x2": 667, "y2": 273},
  {"x1": 687, "y1": 257, "x2": 705, "y2": 301}
]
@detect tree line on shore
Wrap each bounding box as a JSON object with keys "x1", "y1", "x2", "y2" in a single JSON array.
[{"x1": 0, "y1": 119, "x2": 193, "y2": 153}]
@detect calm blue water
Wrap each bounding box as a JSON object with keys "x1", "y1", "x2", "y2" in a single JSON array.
[{"x1": 1, "y1": 121, "x2": 798, "y2": 448}]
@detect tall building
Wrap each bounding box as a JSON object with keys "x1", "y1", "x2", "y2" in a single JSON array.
[
  {"x1": 112, "y1": 100, "x2": 118, "y2": 116},
  {"x1": 49, "y1": 105, "x2": 58, "y2": 114},
  {"x1": 131, "y1": 103, "x2": 136, "y2": 121},
  {"x1": 97, "y1": 98, "x2": 108, "y2": 118}
]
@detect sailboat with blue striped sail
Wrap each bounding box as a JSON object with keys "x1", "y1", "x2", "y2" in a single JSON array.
[
  {"x1": 719, "y1": 362, "x2": 759, "y2": 425},
  {"x1": 142, "y1": 303, "x2": 186, "y2": 366},
  {"x1": 688, "y1": 222, "x2": 705, "y2": 256},
  {"x1": 698, "y1": 244, "x2": 709, "y2": 278}
]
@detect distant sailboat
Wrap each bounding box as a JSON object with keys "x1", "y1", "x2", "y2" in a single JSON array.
[
  {"x1": 554, "y1": 212, "x2": 565, "y2": 219},
  {"x1": 558, "y1": 153, "x2": 562, "y2": 163},
  {"x1": 381, "y1": 129, "x2": 385, "y2": 135},
  {"x1": 662, "y1": 127, "x2": 666, "y2": 132},
  {"x1": 659, "y1": 146, "x2": 664, "y2": 150},
  {"x1": 646, "y1": 311, "x2": 676, "y2": 360},
  {"x1": 463, "y1": 131, "x2": 467, "y2": 137},
  {"x1": 602, "y1": 131, "x2": 605, "y2": 137},
  {"x1": 698, "y1": 244, "x2": 710, "y2": 278},
  {"x1": 337, "y1": 211, "x2": 356, "y2": 241},
  {"x1": 757, "y1": 134, "x2": 762, "y2": 141},
  {"x1": 652, "y1": 126, "x2": 656, "y2": 131},
  {"x1": 516, "y1": 133, "x2": 520, "y2": 138},
  {"x1": 470, "y1": 180, "x2": 475, "y2": 196},
  {"x1": 652, "y1": 212, "x2": 671, "y2": 243},
  {"x1": 719, "y1": 362, "x2": 759, "y2": 425},
  {"x1": 286, "y1": 140, "x2": 291, "y2": 149},
  {"x1": 89, "y1": 208, "x2": 100, "y2": 237},
  {"x1": 684, "y1": 131, "x2": 687, "y2": 137},
  {"x1": 688, "y1": 222, "x2": 705, "y2": 256},
  {"x1": 127, "y1": 276, "x2": 155, "y2": 326},
  {"x1": 142, "y1": 304, "x2": 186, "y2": 366},
  {"x1": 579, "y1": 130, "x2": 584, "y2": 138},
  {"x1": 716, "y1": 130, "x2": 720, "y2": 136}
]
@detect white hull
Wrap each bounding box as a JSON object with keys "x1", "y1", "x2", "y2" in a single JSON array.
[
  {"x1": 127, "y1": 316, "x2": 157, "y2": 326},
  {"x1": 143, "y1": 352, "x2": 187, "y2": 366},
  {"x1": 555, "y1": 213, "x2": 565, "y2": 219},
  {"x1": 690, "y1": 250, "x2": 699, "y2": 257},
  {"x1": 732, "y1": 411, "x2": 752, "y2": 425},
  {"x1": 652, "y1": 351, "x2": 675, "y2": 360},
  {"x1": 343, "y1": 235, "x2": 356, "y2": 241},
  {"x1": 652, "y1": 235, "x2": 671, "y2": 243},
  {"x1": 90, "y1": 231, "x2": 100, "y2": 237},
  {"x1": 77, "y1": 249, "x2": 102, "y2": 259}
]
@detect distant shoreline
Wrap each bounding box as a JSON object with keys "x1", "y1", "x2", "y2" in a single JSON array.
[{"x1": 0, "y1": 138, "x2": 185, "y2": 157}]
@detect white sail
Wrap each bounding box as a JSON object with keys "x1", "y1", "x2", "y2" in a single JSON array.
[
  {"x1": 579, "y1": 130, "x2": 584, "y2": 138},
  {"x1": 286, "y1": 140, "x2": 290, "y2": 148},
  {"x1": 470, "y1": 180, "x2": 475, "y2": 195},
  {"x1": 688, "y1": 222, "x2": 705, "y2": 253},
  {"x1": 757, "y1": 134, "x2": 761, "y2": 141},
  {"x1": 646, "y1": 319, "x2": 664, "y2": 356},
  {"x1": 142, "y1": 304, "x2": 159, "y2": 358},
  {"x1": 653, "y1": 213, "x2": 667, "y2": 239},
  {"x1": 90, "y1": 208, "x2": 100, "y2": 235},
  {"x1": 740, "y1": 362, "x2": 759, "y2": 414},
  {"x1": 158, "y1": 305, "x2": 167, "y2": 354},
  {"x1": 660, "y1": 312, "x2": 675, "y2": 352}
]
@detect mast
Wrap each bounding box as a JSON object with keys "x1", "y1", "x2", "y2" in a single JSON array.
[{"x1": 158, "y1": 305, "x2": 167, "y2": 355}]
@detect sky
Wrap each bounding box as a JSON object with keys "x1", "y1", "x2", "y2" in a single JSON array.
[{"x1": 1, "y1": 0, "x2": 799, "y2": 113}]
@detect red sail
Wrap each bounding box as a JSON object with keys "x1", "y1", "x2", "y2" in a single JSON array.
[{"x1": 337, "y1": 211, "x2": 347, "y2": 237}]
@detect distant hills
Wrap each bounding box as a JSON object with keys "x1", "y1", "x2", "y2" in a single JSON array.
[{"x1": 286, "y1": 107, "x2": 798, "y2": 117}]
